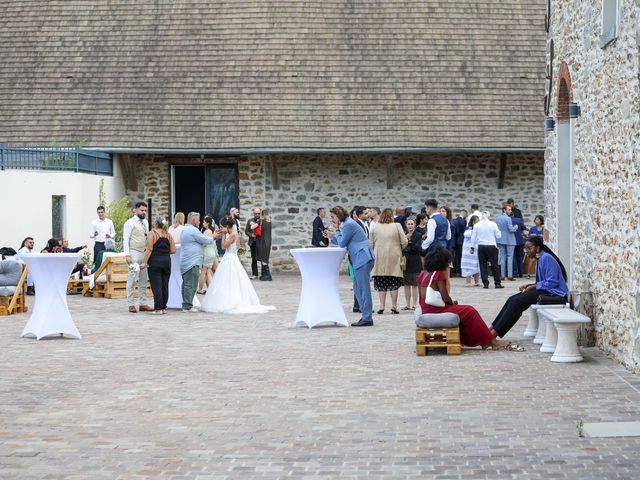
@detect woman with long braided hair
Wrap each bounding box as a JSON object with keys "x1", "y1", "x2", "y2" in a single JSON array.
[{"x1": 490, "y1": 235, "x2": 568, "y2": 339}]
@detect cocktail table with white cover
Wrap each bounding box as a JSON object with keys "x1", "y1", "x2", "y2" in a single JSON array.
[
  {"x1": 167, "y1": 244, "x2": 201, "y2": 309},
  {"x1": 19, "y1": 253, "x2": 81, "y2": 340},
  {"x1": 291, "y1": 247, "x2": 348, "y2": 328}
]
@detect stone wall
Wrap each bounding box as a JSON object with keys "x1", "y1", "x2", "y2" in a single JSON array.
[
  {"x1": 122, "y1": 151, "x2": 544, "y2": 268},
  {"x1": 546, "y1": 0, "x2": 640, "y2": 371},
  {"x1": 256, "y1": 152, "x2": 544, "y2": 268}
]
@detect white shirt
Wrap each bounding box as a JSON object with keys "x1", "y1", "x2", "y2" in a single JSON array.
[
  {"x1": 470, "y1": 221, "x2": 501, "y2": 248},
  {"x1": 358, "y1": 219, "x2": 370, "y2": 238},
  {"x1": 467, "y1": 210, "x2": 481, "y2": 225},
  {"x1": 18, "y1": 246, "x2": 32, "y2": 254},
  {"x1": 421, "y1": 212, "x2": 452, "y2": 251},
  {"x1": 89, "y1": 218, "x2": 116, "y2": 243}
]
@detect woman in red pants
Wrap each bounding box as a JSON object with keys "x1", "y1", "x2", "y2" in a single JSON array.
[{"x1": 417, "y1": 247, "x2": 511, "y2": 350}]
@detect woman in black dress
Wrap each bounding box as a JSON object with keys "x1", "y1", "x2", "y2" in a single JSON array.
[
  {"x1": 256, "y1": 208, "x2": 272, "y2": 281},
  {"x1": 402, "y1": 216, "x2": 423, "y2": 310},
  {"x1": 141, "y1": 217, "x2": 176, "y2": 314}
]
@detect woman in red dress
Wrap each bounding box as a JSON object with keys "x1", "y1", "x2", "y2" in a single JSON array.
[{"x1": 417, "y1": 247, "x2": 511, "y2": 349}]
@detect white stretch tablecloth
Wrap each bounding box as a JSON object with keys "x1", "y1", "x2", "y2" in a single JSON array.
[
  {"x1": 20, "y1": 253, "x2": 81, "y2": 340},
  {"x1": 291, "y1": 247, "x2": 348, "y2": 328},
  {"x1": 168, "y1": 245, "x2": 201, "y2": 309}
]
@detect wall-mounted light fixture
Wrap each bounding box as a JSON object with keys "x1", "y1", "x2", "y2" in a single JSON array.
[
  {"x1": 569, "y1": 102, "x2": 581, "y2": 118},
  {"x1": 545, "y1": 116, "x2": 556, "y2": 131}
]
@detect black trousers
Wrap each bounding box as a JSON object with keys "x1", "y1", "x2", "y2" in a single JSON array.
[
  {"x1": 513, "y1": 245, "x2": 525, "y2": 277},
  {"x1": 250, "y1": 242, "x2": 258, "y2": 276},
  {"x1": 453, "y1": 245, "x2": 463, "y2": 274},
  {"x1": 93, "y1": 241, "x2": 105, "y2": 262},
  {"x1": 148, "y1": 259, "x2": 171, "y2": 311},
  {"x1": 491, "y1": 289, "x2": 565, "y2": 337},
  {"x1": 478, "y1": 245, "x2": 501, "y2": 287}
]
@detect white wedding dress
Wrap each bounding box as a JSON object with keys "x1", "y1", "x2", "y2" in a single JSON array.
[{"x1": 200, "y1": 234, "x2": 275, "y2": 314}]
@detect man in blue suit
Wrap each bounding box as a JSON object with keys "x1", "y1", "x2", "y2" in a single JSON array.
[
  {"x1": 421, "y1": 198, "x2": 451, "y2": 254},
  {"x1": 495, "y1": 204, "x2": 519, "y2": 280},
  {"x1": 325, "y1": 206, "x2": 375, "y2": 326}
]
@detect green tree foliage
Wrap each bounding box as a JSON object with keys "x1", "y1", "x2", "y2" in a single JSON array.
[
  {"x1": 107, "y1": 196, "x2": 131, "y2": 251},
  {"x1": 98, "y1": 179, "x2": 106, "y2": 209},
  {"x1": 97, "y1": 178, "x2": 130, "y2": 251}
]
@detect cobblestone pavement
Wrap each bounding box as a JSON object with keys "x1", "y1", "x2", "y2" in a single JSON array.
[{"x1": 1, "y1": 272, "x2": 639, "y2": 479}]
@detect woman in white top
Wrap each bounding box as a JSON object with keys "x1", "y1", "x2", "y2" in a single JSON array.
[
  {"x1": 200, "y1": 216, "x2": 275, "y2": 314},
  {"x1": 461, "y1": 215, "x2": 480, "y2": 286},
  {"x1": 168, "y1": 212, "x2": 185, "y2": 244},
  {"x1": 469, "y1": 211, "x2": 503, "y2": 289}
]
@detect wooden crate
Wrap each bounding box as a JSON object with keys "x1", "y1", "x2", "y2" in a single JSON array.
[
  {"x1": 105, "y1": 257, "x2": 152, "y2": 298},
  {"x1": 416, "y1": 327, "x2": 461, "y2": 356},
  {"x1": 0, "y1": 290, "x2": 28, "y2": 315},
  {"x1": 0, "y1": 264, "x2": 28, "y2": 316},
  {"x1": 83, "y1": 255, "x2": 152, "y2": 299},
  {"x1": 67, "y1": 278, "x2": 84, "y2": 295}
]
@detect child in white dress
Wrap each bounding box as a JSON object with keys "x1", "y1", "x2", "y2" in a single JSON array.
[{"x1": 200, "y1": 216, "x2": 275, "y2": 314}]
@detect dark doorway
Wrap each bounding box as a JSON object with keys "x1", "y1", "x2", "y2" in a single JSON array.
[
  {"x1": 172, "y1": 164, "x2": 239, "y2": 225},
  {"x1": 173, "y1": 166, "x2": 206, "y2": 218},
  {"x1": 205, "y1": 165, "x2": 239, "y2": 225}
]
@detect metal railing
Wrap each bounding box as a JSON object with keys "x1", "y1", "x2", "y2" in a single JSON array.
[{"x1": 0, "y1": 145, "x2": 113, "y2": 175}]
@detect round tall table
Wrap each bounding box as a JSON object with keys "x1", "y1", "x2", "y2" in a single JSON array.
[
  {"x1": 19, "y1": 253, "x2": 82, "y2": 340},
  {"x1": 168, "y1": 245, "x2": 201, "y2": 309},
  {"x1": 290, "y1": 247, "x2": 348, "y2": 328}
]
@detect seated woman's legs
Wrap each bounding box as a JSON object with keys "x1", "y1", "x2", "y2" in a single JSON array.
[{"x1": 491, "y1": 289, "x2": 539, "y2": 337}]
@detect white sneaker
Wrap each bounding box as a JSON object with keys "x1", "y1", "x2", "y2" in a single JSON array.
[
  {"x1": 181, "y1": 307, "x2": 199, "y2": 313},
  {"x1": 250, "y1": 275, "x2": 258, "y2": 280}
]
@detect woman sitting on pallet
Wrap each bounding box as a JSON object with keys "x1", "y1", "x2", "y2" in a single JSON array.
[
  {"x1": 489, "y1": 235, "x2": 568, "y2": 340},
  {"x1": 418, "y1": 247, "x2": 512, "y2": 350}
]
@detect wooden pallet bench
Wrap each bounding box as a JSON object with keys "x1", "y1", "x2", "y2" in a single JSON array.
[
  {"x1": 416, "y1": 327, "x2": 461, "y2": 356},
  {"x1": 67, "y1": 278, "x2": 84, "y2": 295}
]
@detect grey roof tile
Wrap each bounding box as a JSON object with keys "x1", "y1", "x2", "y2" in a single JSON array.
[{"x1": 0, "y1": 0, "x2": 546, "y2": 149}]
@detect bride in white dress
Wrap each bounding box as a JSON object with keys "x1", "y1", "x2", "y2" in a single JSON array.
[{"x1": 200, "y1": 216, "x2": 275, "y2": 314}]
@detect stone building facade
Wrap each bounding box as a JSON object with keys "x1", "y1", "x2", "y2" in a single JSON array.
[
  {"x1": 544, "y1": 0, "x2": 640, "y2": 371},
  {"x1": 122, "y1": 151, "x2": 545, "y2": 268}
]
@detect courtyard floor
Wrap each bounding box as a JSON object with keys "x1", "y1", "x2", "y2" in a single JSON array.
[{"x1": 1, "y1": 272, "x2": 639, "y2": 479}]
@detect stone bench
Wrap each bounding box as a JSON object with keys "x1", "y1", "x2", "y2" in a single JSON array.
[
  {"x1": 530, "y1": 304, "x2": 567, "y2": 344},
  {"x1": 542, "y1": 308, "x2": 592, "y2": 363}
]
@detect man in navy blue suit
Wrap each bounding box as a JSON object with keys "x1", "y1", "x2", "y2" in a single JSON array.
[
  {"x1": 325, "y1": 206, "x2": 375, "y2": 326},
  {"x1": 451, "y1": 210, "x2": 468, "y2": 276},
  {"x1": 311, "y1": 208, "x2": 328, "y2": 247}
]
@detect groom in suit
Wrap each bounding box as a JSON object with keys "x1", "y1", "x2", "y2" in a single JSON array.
[{"x1": 325, "y1": 206, "x2": 375, "y2": 326}]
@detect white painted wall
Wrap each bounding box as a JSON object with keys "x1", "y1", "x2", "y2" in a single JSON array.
[{"x1": 0, "y1": 160, "x2": 125, "y2": 253}]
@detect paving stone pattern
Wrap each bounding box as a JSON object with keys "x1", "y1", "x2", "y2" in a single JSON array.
[{"x1": 1, "y1": 274, "x2": 639, "y2": 479}]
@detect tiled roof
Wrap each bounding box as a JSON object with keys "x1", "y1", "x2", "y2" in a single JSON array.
[{"x1": 0, "y1": 1, "x2": 546, "y2": 149}]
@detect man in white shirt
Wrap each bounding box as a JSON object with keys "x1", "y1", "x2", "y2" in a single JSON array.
[
  {"x1": 421, "y1": 199, "x2": 451, "y2": 253},
  {"x1": 469, "y1": 212, "x2": 503, "y2": 289},
  {"x1": 368, "y1": 207, "x2": 380, "y2": 234},
  {"x1": 89, "y1": 206, "x2": 116, "y2": 262},
  {"x1": 123, "y1": 202, "x2": 151, "y2": 313},
  {"x1": 467, "y1": 203, "x2": 481, "y2": 226},
  {"x1": 17, "y1": 237, "x2": 35, "y2": 295}
]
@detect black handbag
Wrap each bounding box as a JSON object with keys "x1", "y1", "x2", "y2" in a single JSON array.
[{"x1": 537, "y1": 293, "x2": 566, "y2": 305}]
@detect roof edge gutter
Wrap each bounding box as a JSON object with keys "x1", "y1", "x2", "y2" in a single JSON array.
[{"x1": 86, "y1": 146, "x2": 545, "y2": 155}]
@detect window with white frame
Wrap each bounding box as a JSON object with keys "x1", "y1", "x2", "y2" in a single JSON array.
[{"x1": 600, "y1": 0, "x2": 619, "y2": 48}]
